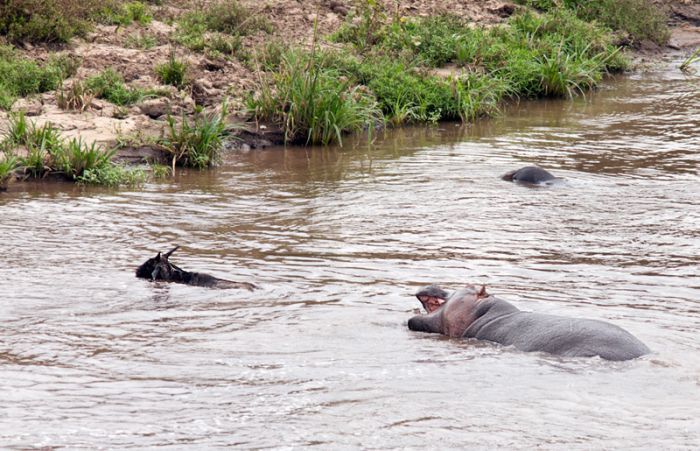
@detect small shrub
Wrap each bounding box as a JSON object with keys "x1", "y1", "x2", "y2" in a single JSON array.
[{"x1": 155, "y1": 54, "x2": 189, "y2": 89}]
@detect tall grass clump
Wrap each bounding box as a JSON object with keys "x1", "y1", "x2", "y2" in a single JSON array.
[
  {"x1": 0, "y1": 0, "x2": 103, "y2": 43},
  {"x1": 249, "y1": 49, "x2": 383, "y2": 145},
  {"x1": 158, "y1": 103, "x2": 230, "y2": 169},
  {"x1": 0, "y1": 46, "x2": 75, "y2": 109}
]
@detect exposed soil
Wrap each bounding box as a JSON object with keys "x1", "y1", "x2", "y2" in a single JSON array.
[{"x1": 1, "y1": 0, "x2": 699, "y2": 163}]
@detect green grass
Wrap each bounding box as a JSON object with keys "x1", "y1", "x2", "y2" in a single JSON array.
[
  {"x1": 78, "y1": 164, "x2": 146, "y2": 186},
  {"x1": 249, "y1": 49, "x2": 384, "y2": 145},
  {"x1": 158, "y1": 103, "x2": 230, "y2": 169},
  {"x1": 150, "y1": 163, "x2": 172, "y2": 178},
  {"x1": 255, "y1": 7, "x2": 630, "y2": 141},
  {"x1": 516, "y1": 0, "x2": 670, "y2": 45},
  {"x1": 173, "y1": 0, "x2": 268, "y2": 57},
  {"x1": 0, "y1": 46, "x2": 76, "y2": 109},
  {"x1": 53, "y1": 137, "x2": 117, "y2": 179},
  {"x1": 125, "y1": 31, "x2": 158, "y2": 49},
  {"x1": 98, "y1": 1, "x2": 153, "y2": 27},
  {"x1": 85, "y1": 69, "x2": 159, "y2": 106},
  {"x1": 680, "y1": 48, "x2": 700, "y2": 74},
  {"x1": 1, "y1": 112, "x2": 143, "y2": 186},
  {"x1": 155, "y1": 54, "x2": 189, "y2": 89}
]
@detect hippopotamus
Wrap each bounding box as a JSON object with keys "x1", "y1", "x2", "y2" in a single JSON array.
[
  {"x1": 136, "y1": 246, "x2": 257, "y2": 290},
  {"x1": 409, "y1": 285, "x2": 650, "y2": 361},
  {"x1": 501, "y1": 166, "x2": 561, "y2": 184}
]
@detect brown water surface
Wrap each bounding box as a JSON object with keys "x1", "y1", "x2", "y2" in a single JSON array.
[{"x1": 1, "y1": 63, "x2": 699, "y2": 449}]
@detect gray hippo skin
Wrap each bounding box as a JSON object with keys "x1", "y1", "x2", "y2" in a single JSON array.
[
  {"x1": 136, "y1": 246, "x2": 257, "y2": 290},
  {"x1": 409, "y1": 285, "x2": 650, "y2": 361},
  {"x1": 501, "y1": 166, "x2": 558, "y2": 184}
]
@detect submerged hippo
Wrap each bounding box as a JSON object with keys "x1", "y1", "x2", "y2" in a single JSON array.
[
  {"x1": 501, "y1": 166, "x2": 560, "y2": 184},
  {"x1": 409, "y1": 285, "x2": 650, "y2": 361},
  {"x1": 136, "y1": 246, "x2": 257, "y2": 290}
]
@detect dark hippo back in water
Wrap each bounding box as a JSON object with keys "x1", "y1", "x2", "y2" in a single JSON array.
[{"x1": 502, "y1": 166, "x2": 564, "y2": 185}]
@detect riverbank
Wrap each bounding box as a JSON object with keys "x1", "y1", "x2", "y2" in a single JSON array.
[{"x1": 1, "y1": 0, "x2": 699, "y2": 188}]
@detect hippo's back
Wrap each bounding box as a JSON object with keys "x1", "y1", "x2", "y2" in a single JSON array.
[{"x1": 468, "y1": 311, "x2": 650, "y2": 361}]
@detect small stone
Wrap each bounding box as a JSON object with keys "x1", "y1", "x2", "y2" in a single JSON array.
[{"x1": 139, "y1": 98, "x2": 170, "y2": 119}]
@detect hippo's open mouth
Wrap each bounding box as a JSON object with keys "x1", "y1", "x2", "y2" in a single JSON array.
[{"x1": 418, "y1": 295, "x2": 446, "y2": 313}]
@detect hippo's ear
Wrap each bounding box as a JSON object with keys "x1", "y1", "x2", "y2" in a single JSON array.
[
  {"x1": 477, "y1": 285, "x2": 488, "y2": 298},
  {"x1": 155, "y1": 252, "x2": 162, "y2": 261}
]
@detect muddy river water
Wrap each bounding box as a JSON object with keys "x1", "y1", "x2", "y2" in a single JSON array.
[{"x1": 1, "y1": 62, "x2": 699, "y2": 449}]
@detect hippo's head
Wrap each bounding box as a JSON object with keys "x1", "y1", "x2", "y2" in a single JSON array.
[
  {"x1": 415, "y1": 285, "x2": 450, "y2": 313},
  {"x1": 135, "y1": 246, "x2": 180, "y2": 281}
]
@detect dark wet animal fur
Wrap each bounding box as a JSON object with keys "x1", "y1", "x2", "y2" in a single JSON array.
[
  {"x1": 501, "y1": 166, "x2": 557, "y2": 184},
  {"x1": 136, "y1": 246, "x2": 257, "y2": 290},
  {"x1": 409, "y1": 285, "x2": 650, "y2": 361}
]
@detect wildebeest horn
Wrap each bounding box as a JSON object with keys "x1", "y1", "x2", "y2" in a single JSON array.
[{"x1": 164, "y1": 246, "x2": 180, "y2": 258}]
